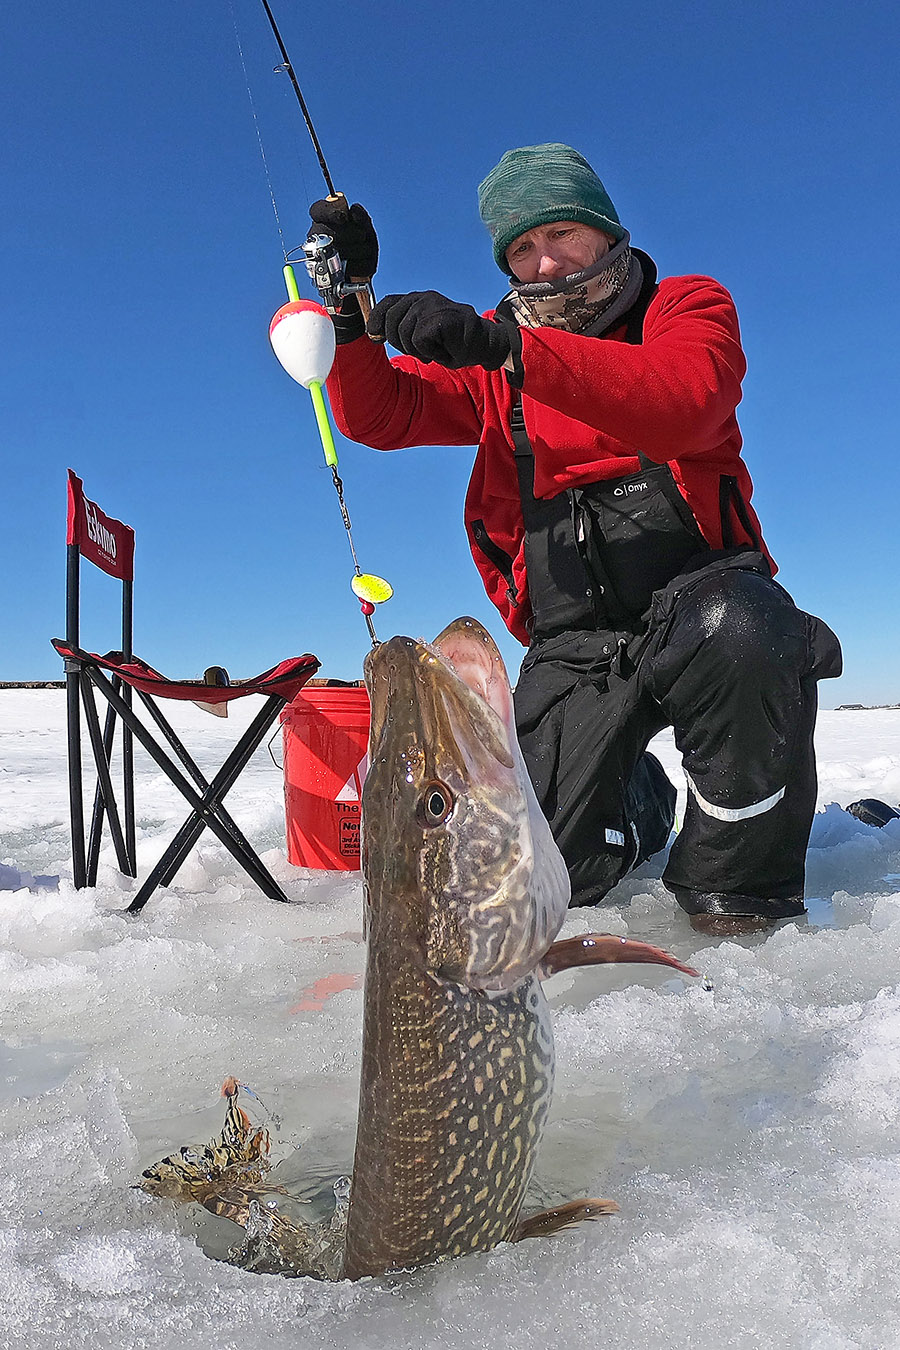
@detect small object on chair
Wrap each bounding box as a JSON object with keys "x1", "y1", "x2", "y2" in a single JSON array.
[{"x1": 195, "y1": 666, "x2": 231, "y2": 718}]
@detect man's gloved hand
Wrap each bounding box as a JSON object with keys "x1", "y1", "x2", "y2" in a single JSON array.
[
  {"x1": 307, "y1": 199, "x2": 378, "y2": 279},
  {"x1": 367, "y1": 291, "x2": 512, "y2": 370}
]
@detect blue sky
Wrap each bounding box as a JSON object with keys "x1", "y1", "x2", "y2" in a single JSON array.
[{"x1": 3, "y1": 0, "x2": 898, "y2": 705}]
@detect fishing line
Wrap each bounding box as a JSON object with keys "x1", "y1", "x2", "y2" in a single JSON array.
[
  {"x1": 231, "y1": 0, "x2": 392, "y2": 647},
  {"x1": 229, "y1": 0, "x2": 289, "y2": 258}
]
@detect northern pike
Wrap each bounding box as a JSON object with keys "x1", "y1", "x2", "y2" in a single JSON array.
[{"x1": 140, "y1": 617, "x2": 697, "y2": 1278}]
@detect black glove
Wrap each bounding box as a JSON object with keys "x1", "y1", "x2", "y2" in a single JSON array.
[
  {"x1": 307, "y1": 199, "x2": 378, "y2": 280},
  {"x1": 366, "y1": 291, "x2": 512, "y2": 370}
]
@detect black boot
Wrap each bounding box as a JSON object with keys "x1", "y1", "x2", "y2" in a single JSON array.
[{"x1": 846, "y1": 799, "x2": 900, "y2": 828}]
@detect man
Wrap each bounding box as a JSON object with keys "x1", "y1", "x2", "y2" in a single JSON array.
[{"x1": 312, "y1": 142, "x2": 841, "y2": 933}]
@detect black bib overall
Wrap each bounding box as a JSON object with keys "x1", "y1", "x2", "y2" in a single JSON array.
[{"x1": 509, "y1": 262, "x2": 841, "y2": 916}]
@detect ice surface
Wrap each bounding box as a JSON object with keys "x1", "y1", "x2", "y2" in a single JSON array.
[{"x1": 0, "y1": 692, "x2": 898, "y2": 1348}]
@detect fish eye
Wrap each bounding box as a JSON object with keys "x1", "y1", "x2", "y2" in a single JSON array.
[{"x1": 418, "y1": 781, "x2": 454, "y2": 827}]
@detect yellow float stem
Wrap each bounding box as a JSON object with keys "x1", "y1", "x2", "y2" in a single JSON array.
[
  {"x1": 308, "y1": 380, "x2": 338, "y2": 468},
  {"x1": 283, "y1": 263, "x2": 301, "y2": 302}
]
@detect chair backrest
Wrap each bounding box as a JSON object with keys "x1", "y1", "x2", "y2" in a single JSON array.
[
  {"x1": 63, "y1": 470, "x2": 138, "y2": 887},
  {"x1": 66, "y1": 468, "x2": 136, "y2": 657}
]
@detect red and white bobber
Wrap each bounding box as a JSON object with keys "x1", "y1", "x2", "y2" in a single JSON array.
[{"x1": 268, "y1": 298, "x2": 336, "y2": 389}]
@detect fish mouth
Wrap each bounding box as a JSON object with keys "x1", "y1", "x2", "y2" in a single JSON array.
[{"x1": 364, "y1": 622, "x2": 513, "y2": 783}]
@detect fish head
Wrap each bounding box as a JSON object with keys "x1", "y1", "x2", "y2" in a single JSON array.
[{"x1": 362, "y1": 617, "x2": 570, "y2": 993}]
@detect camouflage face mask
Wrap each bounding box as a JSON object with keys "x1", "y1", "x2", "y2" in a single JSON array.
[{"x1": 505, "y1": 233, "x2": 642, "y2": 336}]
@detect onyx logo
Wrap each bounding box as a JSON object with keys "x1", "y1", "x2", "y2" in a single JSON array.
[
  {"x1": 613, "y1": 481, "x2": 648, "y2": 498},
  {"x1": 84, "y1": 500, "x2": 117, "y2": 558}
]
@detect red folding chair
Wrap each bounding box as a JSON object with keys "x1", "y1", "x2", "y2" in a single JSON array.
[{"x1": 55, "y1": 471, "x2": 320, "y2": 913}]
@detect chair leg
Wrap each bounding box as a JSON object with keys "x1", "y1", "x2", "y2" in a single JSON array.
[
  {"x1": 135, "y1": 690, "x2": 259, "y2": 855},
  {"x1": 128, "y1": 801, "x2": 288, "y2": 913},
  {"x1": 66, "y1": 667, "x2": 87, "y2": 889},
  {"x1": 87, "y1": 676, "x2": 137, "y2": 883},
  {"x1": 86, "y1": 695, "x2": 116, "y2": 885},
  {"x1": 122, "y1": 684, "x2": 137, "y2": 875},
  {"x1": 76, "y1": 667, "x2": 290, "y2": 912},
  {"x1": 129, "y1": 698, "x2": 292, "y2": 911},
  {"x1": 156, "y1": 698, "x2": 290, "y2": 887},
  {"x1": 80, "y1": 675, "x2": 132, "y2": 876}
]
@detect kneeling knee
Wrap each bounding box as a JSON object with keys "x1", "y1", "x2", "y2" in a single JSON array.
[
  {"x1": 693, "y1": 573, "x2": 804, "y2": 665},
  {"x1": 648, "y1": 572, "x2": 809, "y2": 700}
]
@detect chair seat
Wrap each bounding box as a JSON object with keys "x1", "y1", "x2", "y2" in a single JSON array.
[{"x1": 51, "y1": 641, "x2": 318, "y2": 705}]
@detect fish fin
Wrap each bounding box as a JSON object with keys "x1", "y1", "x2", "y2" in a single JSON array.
[
  {"x1": 218, "y1": 1085, "x2": 271, "y2": 1161},
  {"x1": 541, "y1": 933, "x2": 699, "y2": 979},
  {"x1": 290, "y1": 971, "x2": 364, "y2": 1013},
  {"x1": 513, "y1": 1197, "x2": 619, "y2": 1241},
  {"x1": 196, "y1": 1182, "x2": 273, "y2": 1226},
  {"x1": 139, "y1": 1082, "x2": 340, "y2": 1278},
  {"x1": 138, "y1": 1156, "x2": 206, "y2": 1204},
  {"x1": 139, "y1": 1078, "x2": 271, "y2": 1204}
]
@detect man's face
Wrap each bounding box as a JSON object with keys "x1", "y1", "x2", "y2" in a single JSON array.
[{"x1": 505, "y1": 221, "x2": 614, "y2": 283}]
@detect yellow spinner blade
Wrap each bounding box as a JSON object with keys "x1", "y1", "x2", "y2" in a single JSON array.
[{"x1": 351, "y1": 573, "x2": 394, "y2": 604}]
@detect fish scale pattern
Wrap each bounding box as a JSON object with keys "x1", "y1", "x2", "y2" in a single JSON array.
[{"x1": 344, "y1": 962, "x2": 555, "y2": 1276}]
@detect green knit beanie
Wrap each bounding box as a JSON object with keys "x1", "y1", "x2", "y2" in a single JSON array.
[{"x1": 478, "y1": 143, "x2": 625, "y2": 273}]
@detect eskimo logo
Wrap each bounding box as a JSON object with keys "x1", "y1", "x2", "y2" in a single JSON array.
[
  {"x1": 613, "y1": 481, "x2": 648, "y2": 498},
  {"x1": 84, "y1": 501, "x2": 117, "y2": 559}
]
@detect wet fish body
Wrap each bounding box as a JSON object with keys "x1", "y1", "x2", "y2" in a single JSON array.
[{"x1": 344, "y1": 618, "x2": 573, "y2": 1276}]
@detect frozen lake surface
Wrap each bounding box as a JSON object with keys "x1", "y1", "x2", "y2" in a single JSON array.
[{"x1": 1, "y1": 690, "x2": 898, "y2": 1349}]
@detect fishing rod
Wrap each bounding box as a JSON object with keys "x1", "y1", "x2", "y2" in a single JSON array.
[
  {"x1": 258, "y1": 0, "x2": 336, "y2": 195},
  {"x1": 247, "y1": 0, "x2": 390, "y2": 643},
  {"x1": 258, "y1": 0, "x2": 375, "y2": 323}
]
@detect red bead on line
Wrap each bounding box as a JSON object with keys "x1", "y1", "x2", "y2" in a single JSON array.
[{"x1": 360, "y1": 600, "x2": 375, "y2": 616}]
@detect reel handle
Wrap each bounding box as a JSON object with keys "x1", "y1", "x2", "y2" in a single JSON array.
[{"x1": 350, "y1": 283, "x2": 374, "y2": 327}]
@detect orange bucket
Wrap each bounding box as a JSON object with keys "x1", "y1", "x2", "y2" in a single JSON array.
[{"x1": 281, "y1": 685, "x2": 370, "y2": 870}]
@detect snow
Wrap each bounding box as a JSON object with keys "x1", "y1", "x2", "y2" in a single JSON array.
[{"x1": 1, "y1": 690, "x2": 898, "y2": 1349}]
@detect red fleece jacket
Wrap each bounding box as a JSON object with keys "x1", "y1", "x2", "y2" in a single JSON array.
[{"x1": 326, "y1": 273, "x2": 772, "y2": 645}]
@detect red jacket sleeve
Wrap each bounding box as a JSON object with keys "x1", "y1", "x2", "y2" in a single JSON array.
[
  {"x1": 516, "y1": 275, "x2": 747, "y2": 466},
  {"x1": 326, "y1": 331, "x2": 485, "y2": 449}
]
